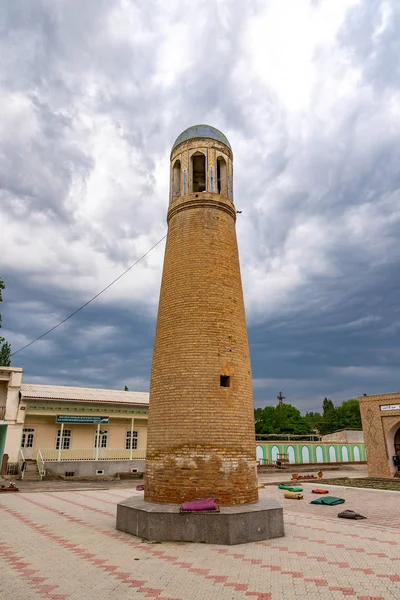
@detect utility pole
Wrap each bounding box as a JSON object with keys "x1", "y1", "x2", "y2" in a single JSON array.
[{"x1": 277, "y1": 391, "x2": 285, "y2": 406}]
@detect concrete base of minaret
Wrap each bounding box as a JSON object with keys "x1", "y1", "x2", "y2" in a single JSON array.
[{"x1": 116, "y1": 496, "x2": 284, "y2": 545}]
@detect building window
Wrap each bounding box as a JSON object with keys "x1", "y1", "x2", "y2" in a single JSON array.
[
  {"x1": 126, "y1": 430, "x2": 138, "y2": 450},
  {"x1": 220, "y1": 375, "x2": 231, "y2": 388},
  {"x1": 191, "y1": 152, "x2": 206, "y2": 192},
  {"x1": 94, "y1": 430, "x2": 108, "y2": 449},
  {"x1": 56, "y1": 429, "x2": 71, "y2": 450},
  {"x1": 172, "y1": 159, "x2": 181, "y2": 198},
  {"x1": 21, "y1": 428, "x2": 35, "y2": 448},
  {"x1": 217, "y1": 156, "x2": 227, "y2": 196}
]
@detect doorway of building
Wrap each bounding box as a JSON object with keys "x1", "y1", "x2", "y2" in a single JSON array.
[
  {"x1": 394, "y1": 427, "x2": 400, "y2": 472},
  {"x1": 395, "y1": 427, "x2": 400, "y2": 453},
  {"x1": 21, "y1": 428, "x2": 35, "y2": 459},
  {"x1": 94, "y1": 429, "x2": 108, "y2": 449}
]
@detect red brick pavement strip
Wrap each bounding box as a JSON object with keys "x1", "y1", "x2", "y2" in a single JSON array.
[
  {"x1": 0, "y1": 541, "x2": 69, "y2": 600},
  {"x1": 284, "y1": 514, "x2": 399, "y2": 546},
  {"x1": 75, "y1": 491, "x2": 121, "y2": 506},
  {"x1": 291, "y1": 534, "x2": 396, "y2": 562},
  {"x1": 213, "y1": 547, "x2": 395, "y2": 598},
  {"x1": 80, "y1": 490, "x2": 400, "y2": 562},
  {"x1": 40, "y1": 493, "x2": 394, "y2": 600},
  {"x1": 0, "y1": 503, "x2": 180, "y2": 600},
  {"x1": 78, "y1": 492, "x2": 399, "y2": 564},
  {"x1": 4, "y1": 492, "x2": 397, "y2": 600},
  {"x1": 99, "y1": 490, "x2": 136, "y2": 500},
  {"x1": 14, "y1": 494, "x2": 273, "y2": 600},
  {"x1": 259, "y1": 540, "x2": 400, "y2": 582},
  {"x1": 283, "y1": 503, "x2": 400, "y2": 535},
  {"x1": 272, "y1": 485, "x2": 400, "y2": 531},
  {"x1": 84, "y1": 490, "x2": 399, "y2": 543}
]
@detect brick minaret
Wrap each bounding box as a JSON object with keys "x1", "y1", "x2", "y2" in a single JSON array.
[{"x1": 145, "y1": 125, "x2": 258, "y2": 506}]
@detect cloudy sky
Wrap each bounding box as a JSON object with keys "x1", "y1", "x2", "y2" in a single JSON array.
[{"x1": 1, "y1": 0, "x2": 399, "y2": 412}]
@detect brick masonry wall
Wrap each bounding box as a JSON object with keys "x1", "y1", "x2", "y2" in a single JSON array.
[
  {"x1": 359, "y1": 393, "x2": 400, "y2": 477},
  {"x1": 145, "y1": 142, "x2": 258, "y2": 505}
]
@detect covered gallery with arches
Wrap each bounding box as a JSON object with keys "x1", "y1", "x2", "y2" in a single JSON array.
[
  {"x1": 255, "y1": 441, "x2": 366, "y2": 466},
  {"x1": 359, "y1": 392, "x2": 400, "y2": 477}
]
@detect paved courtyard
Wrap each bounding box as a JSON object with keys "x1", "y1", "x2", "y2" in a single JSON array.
[{"x1": 0, "y1": 484, "x2": 399, "y2": 600}]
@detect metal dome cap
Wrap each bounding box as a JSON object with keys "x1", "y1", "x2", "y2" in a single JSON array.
[{"x1": 172, "y1": 124, "x2": 231, "y2": 153}]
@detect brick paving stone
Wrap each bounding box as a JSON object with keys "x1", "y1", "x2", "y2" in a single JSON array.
[{"x1": 0, "y1": 486, "x2": 399, "y2": 600}]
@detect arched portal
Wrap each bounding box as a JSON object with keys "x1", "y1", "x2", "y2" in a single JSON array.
[
  {"x1": 353, "y1": 446, "x2": 360, "y2": 461},
  {"x1": 217, "y1": 156, "x2": 228, "y2": 196},
  {"x1": 287, "y1": 446, "x2": 295, "y2": 464},
  {"x1": 394, "y1": 426, "x2": 400, "y2": 474},
  {"x1": 385, "y1": 421, "x2": 400, "y2": 475},
  {"x1": 172, "y1": 159, "x2": 181, "y2": 199},
  {"x1": 329, "y1": 446, "x2": 336, "y2": 462},
  {"x1": 271, "y1": 445, "x2": 279, "y2": 462},
  {"x1": 341, "y1": 446, "x2": 349, "y2": 462},
  {"x1": 191, "y1": 152, "x2": 206, "y2": 192},
  {"x1": 301, "y1": 446, "x2": 310, "y2": 463},
  {"x1": 256, "y1": 445, "x2": 264, "y2": 464},
  {"x1": 395, "y1": 427, "x2": 400, "y2": 454},
  {"x1": 316, "y1": 446, "x2": 324, "y2": 463}
]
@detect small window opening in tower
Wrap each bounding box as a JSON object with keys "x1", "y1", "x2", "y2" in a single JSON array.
[
  {"x1": 172, "y1": 159, "x2": 181, "y2": 198},
  {"x1": 220, "y1": 375, "x2": 231, "y2": 387},
  {"x1": 191, "y1": 152, "x2": 206, "y2": 192},
  {"x1": 217, "y1": 156, "x2": 227, "y2": 196}
]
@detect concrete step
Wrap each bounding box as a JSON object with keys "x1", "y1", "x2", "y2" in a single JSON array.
[{"x1": 23, "y1": 463, "x2": 41, "y2": 480}]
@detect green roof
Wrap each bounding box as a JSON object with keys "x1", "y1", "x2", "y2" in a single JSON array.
[{"x1": 172, "y1": 124, "x2": 231, "y2": 152}]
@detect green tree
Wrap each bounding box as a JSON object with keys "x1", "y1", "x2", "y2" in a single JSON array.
[
  {"x1": 0, "y1": 279, "x2": 11, "y2": 367},
  {"x1": 322, "y1": 397, "x2": 335, "y2": 416},
  {"x1": 255, "y1": 397, "x2": 362, "y2": 437},
  {"x1": 318, "y1": 397, "x2": 361, "y2": 434},
  {"x1": 335, "y1": 399, "x2": 361, "y2": 429},
  {"x1": 304, "y1": 411, "x2": 323, "y2": 433},
  {"x1": 255, "y1": 403, "x2": 312, "y2": 435},
  {"x1": 124, "y1": 385, "x2": 129, "y2": 391},
  {"x1": 254, "y1": 406, "x2": 278, "y2": 434}
]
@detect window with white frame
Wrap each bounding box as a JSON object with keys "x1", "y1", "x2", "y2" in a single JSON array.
[
  {"x1": 94, "y1": 429, "x2": 108, "y2": 448},
  {"x1": 56, "y1": 429, "x2": 71, "y2": 450},
  {"x1": 125, "y1": 430, "x2": 138, "y2": 450},
  {"x1": 21, "y1": 428, "x2": 35, "y2": 448}
]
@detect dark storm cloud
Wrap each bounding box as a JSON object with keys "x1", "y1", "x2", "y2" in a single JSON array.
[
  {"x1": 339, "y1": 0, "x2": 400, "y2": 88},
  {"x1": 1, "y1": 0, "x2": 400, "y2": 413},
  {"x1": 2, "y1": 269, "x2": 155, "y2": 390}
]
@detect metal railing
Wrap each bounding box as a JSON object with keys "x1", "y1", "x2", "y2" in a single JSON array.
[
  {"x1": 5, "y1": 462, "x2": 19, "y2": 475},
  {"x1": 257, "y1": 459, "x2": 277, "y2": 468},
  {"x1": 0, "y1": 405, "x2": 6, "y2": 420},
  {"x1": 37, "y1": 450, "x2": 46, "y2": 479},
  {"x1": 18, "y1": 449, "x2": 25, "y2": 479},
  {"x1": 39, "y1": 448, "x2": 147, "y2": 462}
]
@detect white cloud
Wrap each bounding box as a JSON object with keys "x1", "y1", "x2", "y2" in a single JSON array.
[{"x1": 1, "y1": 0, "x2": 399, "y2": 404}]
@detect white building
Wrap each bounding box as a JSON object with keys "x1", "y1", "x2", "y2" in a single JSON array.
[{"x1": 0, "y1": 367, "x2": 149, "y2": 479}]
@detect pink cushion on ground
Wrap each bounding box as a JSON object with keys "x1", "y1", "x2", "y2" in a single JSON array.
[{"x1": 181, "y1": 497, "x2": 217, "y2": 511}]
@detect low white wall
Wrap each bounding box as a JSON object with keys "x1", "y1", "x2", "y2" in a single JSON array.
[{"x1": 44, "y1": 459, "x2": 146, "y2": 478}]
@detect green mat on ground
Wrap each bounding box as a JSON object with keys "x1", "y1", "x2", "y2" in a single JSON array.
[
  {"x1": 278, "y1": 485, "x2": 303, "y2": 492},
  {"x1": 310, "y1": 496, "x2": 345, "y2": 505}
]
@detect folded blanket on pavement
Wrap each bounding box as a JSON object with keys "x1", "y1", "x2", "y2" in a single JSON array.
[
  {"x1": 278, "y1": 485, "x2": 303, "y2": 492},
  {"x1": 181, "y1": 497, "x2": 218, "y2": 511},
  {"x1": 310, "y1": 496, "x2": 345, "y2": 506},
  {"x1": 338, "y1": 510, "x2": 366, "y2": 520}
]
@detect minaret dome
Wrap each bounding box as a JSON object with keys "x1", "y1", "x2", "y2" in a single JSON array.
[{"x1": 170, "y1": 124, "x2": 233, "y2": 202}]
